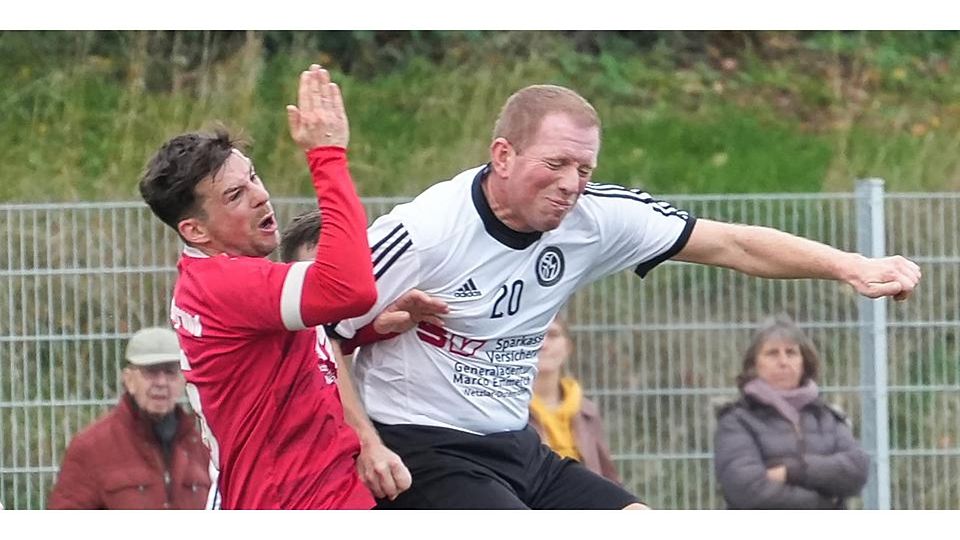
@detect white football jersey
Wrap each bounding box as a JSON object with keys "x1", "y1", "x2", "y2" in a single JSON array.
[{"x1": 336, "y1": 164, "x2": 696, "y2": 434}]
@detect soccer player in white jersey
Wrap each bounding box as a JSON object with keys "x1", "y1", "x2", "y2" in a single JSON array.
[
  {"x1": 139, "y1": 65, "x2": 379, "y2": 509},
  {"x1": 333, "y1": 84, "x2": 922, "y2": 509}
]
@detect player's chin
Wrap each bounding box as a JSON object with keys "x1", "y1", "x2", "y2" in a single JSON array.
[
  {"x1": 253, "y1": 235, "x2": 280, "y2": 258},
  {"x1": 536, "y1": 213, "x2": 567, "y2": 232}
]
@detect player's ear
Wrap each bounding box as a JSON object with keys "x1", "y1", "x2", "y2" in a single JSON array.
[
  {"x1": 178, "y1": 216, "x2": 210, "y2": 246},
  {"x1": 490, "y1": 137, "x2": 515, "y2": 178}
]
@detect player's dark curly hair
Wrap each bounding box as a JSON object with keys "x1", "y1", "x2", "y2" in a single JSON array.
[{"x1": 139, "y1": 129, "x2": 245, "y2": 233}]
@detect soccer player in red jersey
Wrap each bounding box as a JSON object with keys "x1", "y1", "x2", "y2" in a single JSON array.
[{"x1": 138, "y1": 65, "x2": 377, "y2": 509}]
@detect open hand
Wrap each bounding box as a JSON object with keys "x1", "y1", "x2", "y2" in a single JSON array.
[
  {"x1": 286, "y1": 64, "x2": 349, "y2": 151},
  {"x1": 373, "y1": 289, "x2": 449, "y2": 334}
]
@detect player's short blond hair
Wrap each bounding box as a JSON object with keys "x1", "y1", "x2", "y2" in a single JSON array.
[{"x1": 492, "y1": 85, "x2": 600, "y2": 153}]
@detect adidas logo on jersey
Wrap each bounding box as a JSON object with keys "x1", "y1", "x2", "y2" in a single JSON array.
[{"x1": 453, "y1": 278, "x2": 482, "y2": 298}]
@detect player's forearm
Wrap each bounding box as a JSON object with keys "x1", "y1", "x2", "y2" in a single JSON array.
[
  {"x1": 731, "y1": 225, "x2": 861, "y2": 280},
  {"x1": 341, "y1": 323, "x2": 400, "y2": 355},
  {"x1": 682, "y1": 220, "x2": 861, "y2": 282},
  {"x1": 299, "y1": 147, "x2": 377, "y2": 325},
  {"x1": 335, "y1": 351, "x2": 382, "y2": 446}
]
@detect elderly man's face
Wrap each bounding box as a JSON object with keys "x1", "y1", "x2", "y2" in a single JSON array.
[{"x1": 122, "y1": 363, "x2": 185, "y2": 417}]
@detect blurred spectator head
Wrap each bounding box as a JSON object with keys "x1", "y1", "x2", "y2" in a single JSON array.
[
  {"x1": 122, "y1": 327, "x2": 185, "y2": 417},
  {"x1": 537, "y1": 317, "x2": 573, "y2": 377},
  {"x1": 737, "y1": 316, "x2": 820, "y2": 391}
]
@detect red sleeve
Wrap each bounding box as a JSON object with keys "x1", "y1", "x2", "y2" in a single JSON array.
[
  {"x1": 340, "y1": 323, "x2": 399, "y2": 355},
  {"x1": 299, "y1": 147, "x2": 377, "y2": 327}
]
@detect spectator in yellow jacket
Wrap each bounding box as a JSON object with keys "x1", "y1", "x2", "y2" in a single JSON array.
[{"x1": 529, "y1": 317, "x2": 620, "y2": 484}]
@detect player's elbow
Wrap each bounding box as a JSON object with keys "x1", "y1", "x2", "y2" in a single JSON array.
[
  {"x1": 338, "y1": 278, "x2": 378, "y2": 318},
  {"x1": 301, "y1": 265, "x2": 378, "y2": 324},
  {"x1": 352, "y1": 282, "x2": 378, "y2": 315}
]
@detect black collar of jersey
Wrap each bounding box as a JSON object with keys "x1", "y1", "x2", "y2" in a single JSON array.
[{"x1": 471, "y1": 163, "x2": 543, "y2": 250}]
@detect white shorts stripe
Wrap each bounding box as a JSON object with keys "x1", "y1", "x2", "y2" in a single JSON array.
[
  {"x1": 280, "y1": 261, "x2": 312, "y2": 331},
  {"x1": 184, "y1": 380, "x2": 223, "y2": 510},
  {"x1": 205, "y1": 459, "x2": 221, "y2": 510}
]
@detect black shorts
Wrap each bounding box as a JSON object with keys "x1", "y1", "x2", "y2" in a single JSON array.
[{"x1": 373, "y1": 421, "x2": 640, "y2": 509}]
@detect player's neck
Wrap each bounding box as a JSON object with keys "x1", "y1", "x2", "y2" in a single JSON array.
[
  {"x1": 481, "y1": 173, "x2": 534, "y2": 233},
  {"x1": 188, "y1": 243, "x2": 226, "y2": 257}
]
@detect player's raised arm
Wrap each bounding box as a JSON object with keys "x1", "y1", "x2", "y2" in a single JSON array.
[{"x1": 281, "y1": 65, "x2": 377, "y2": 329}]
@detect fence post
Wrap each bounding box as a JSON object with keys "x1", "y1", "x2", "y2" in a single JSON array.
[{"x1": 855, "y1": 178, "x2": 891, "y2": 510}]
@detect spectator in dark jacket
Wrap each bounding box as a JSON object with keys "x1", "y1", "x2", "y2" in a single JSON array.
[
  {"x1": 529, "y1": 317, "x2": 620, "y2": 484},
  {"x1": 714, "y1": 316, "x2": 870, "y2": 509},
  {"x1": 48, "y1": 327, "x2": 210, "y2": 509}
]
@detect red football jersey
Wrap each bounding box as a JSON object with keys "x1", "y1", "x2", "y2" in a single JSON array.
[{"x1": 170, "y1": 147, "x2": 376, "y2": 509}]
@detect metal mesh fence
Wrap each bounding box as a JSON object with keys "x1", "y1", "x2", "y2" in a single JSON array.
[{"x1": 0, "y1": 190, "x2": 957, "y2": 509}]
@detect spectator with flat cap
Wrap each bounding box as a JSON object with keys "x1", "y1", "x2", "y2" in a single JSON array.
[{"x1": 48, "y1": 327, "x2": 210, "y2": 509}]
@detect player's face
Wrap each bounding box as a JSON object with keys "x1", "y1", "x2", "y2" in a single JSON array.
[
  {"x1": 508, "y1": 113, "x2": 599, "y2": 232},
  {"x1": 122, "y1": 362, "x2": 185, "y2": 417},
  {"x1": 193, "y1": 150, "x2": 279, "y2": 257},
  {"x1": 536, "y1": 321, "x2": 572, "y2": 375},
  {"x1": 754, "y1": 338, "x2": 804, "y2": 390}
]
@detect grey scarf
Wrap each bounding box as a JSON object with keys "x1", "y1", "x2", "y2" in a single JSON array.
[{"x1": 743, "y1": 378, "x2": 819, "y2": 429}]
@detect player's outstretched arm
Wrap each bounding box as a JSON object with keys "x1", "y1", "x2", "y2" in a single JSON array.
[{"x1": 675, "y1": 219, "x2": 921, "y2": 301}]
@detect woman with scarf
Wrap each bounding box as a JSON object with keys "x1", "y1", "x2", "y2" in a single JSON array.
[
  {"x1": 529, "y1": 317, "x2": 620, "y2": 484},
  {"x1": 714, "y1": 316, "x2": 870, "y2": 509}
]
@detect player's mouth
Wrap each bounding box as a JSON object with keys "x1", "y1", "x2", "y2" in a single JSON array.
[
  {"x1": 257, "y1": 213, "x2": 278, "y2": 233},
  {"x1": 547, "y1": 198, "x2": 573, "y2": 212}
]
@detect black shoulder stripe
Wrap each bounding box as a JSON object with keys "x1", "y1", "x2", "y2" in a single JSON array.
[
  {"x1": 586, "y1": 182, "x2": 643, "y2": 193},
  {"x1": 373, "y1": 229, "x2": 410, "y2": 267},
  {"x1": 370, "y1": 223, "x2": 404, "y2": 253},
  {"x1": 375, "y1": 239, "x2": 413, "y2": 280},
  {"x1": 583, "y1": 189, "x2": 690, "y2": 219}
]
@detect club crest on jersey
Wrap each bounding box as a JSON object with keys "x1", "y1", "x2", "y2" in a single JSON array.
[{"x1": 535, "y1": 246, "x2": 564, "y2": 287}]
